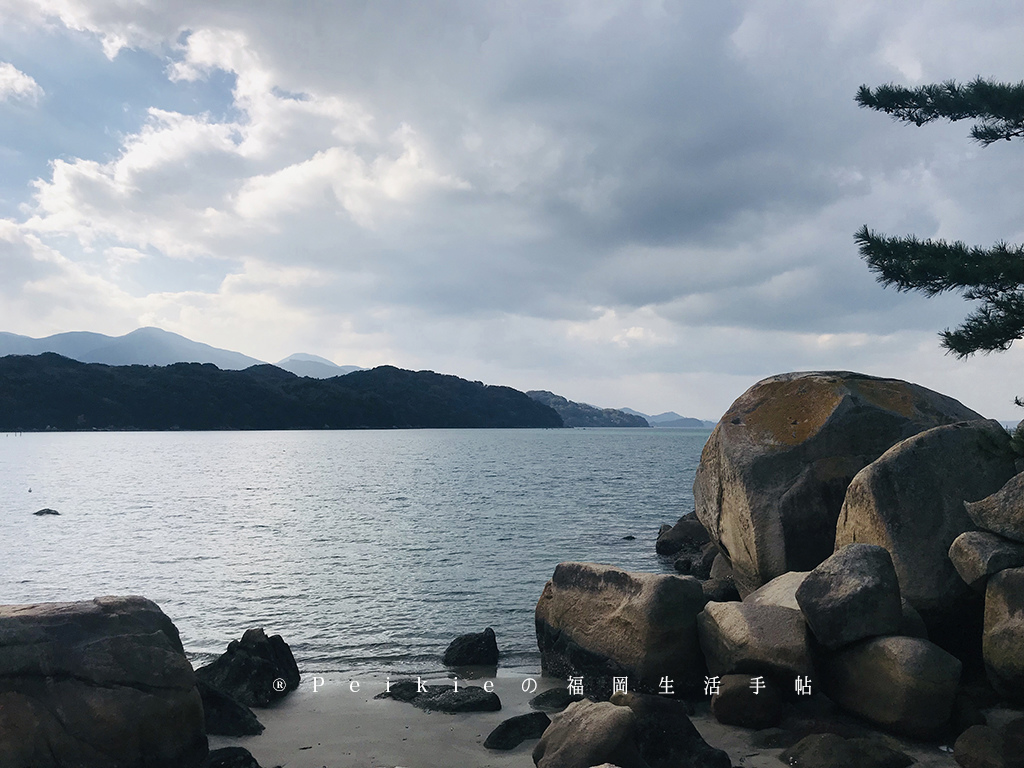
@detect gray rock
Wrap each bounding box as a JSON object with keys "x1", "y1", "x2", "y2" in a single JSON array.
[
  {"x1": 821, "y1": 635, "x2": 962, "y2": 738},
  {"x1": 532, "y1": 694, "x2": 731, "y2": 768},
  {"x1": 374, "y1": 680, "x2": 501, "y2": 712},
  {"x1": 529, "y1": 686, "x2": 584, "y2": 712},
  {"x1": 442, "y1": 627, "x2": 499, "y2": 666},
  {"x1": 779, "y1": 733, "x2": 912, "y2": 768},
  {"x1": 656, "y1": 514, "x2": 710, "y2": 556},
  {"x1": 694, "y1": 371, "x2": 980, "y2": 597},
  {"x1": 535, "y1": 562, "x2": 707, "y2": 695},
  {"x1": 32, "y1": 508, "x2": 59, "y2": 515},
  {"x1": 612, "y1": 692, "x2": 732, "y2": 768},
  {"x1": 983, "y1": 567, "x2": 1024, "y2": 701},
  {"x1": 952, "y1": 724, "x2": 1024, "y2": 768},
  {"x1": 795, "y1": 543, "x2": 902, "y2": 649},
  {"x1": 532, "y1": 699, "x2": 644, "y2": 768},
  {"x1": 697, "y1": 601, "x2": 812, "y2": 680},
  {"x1": 709, "y1": 673, "x2": 783, "y2": 729},
  {"x1": 967, "y1": 471, "x2": 1024, "y2": 543},
  {"x1": 836, "y1": 420, "x2": 1017, "y2": 638},
  {"x1": 950, "y1": 531, "x2": 1024, "y2": 592},
  {"x1": 0, "y1": 596, "x2": 207, "y2": 768},
  {"x1": 195, "y1": 628, "x2": 300, "y2": 708},
  {"x1": 743, "y1": 570, "x2": 808, "y2": 611},
  {"x1": 484, "y1": 711, "x2": 550, "y2": 750},
  {"x1": 197, "y1": 679, "x2": 264, "y2": 737},
  {"x1": 674, "y1": 541, "x2": 718, "y2": 579}
]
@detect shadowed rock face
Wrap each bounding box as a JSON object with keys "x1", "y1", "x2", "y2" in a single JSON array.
[
  {"x1": 694, "y1": 371, "x2": 982, "y2": 597},
  {"x1": 0, "y1": 595, "x2": 207, "y2": 768},
  {"x1": 984, "y1": 567, "x2": 1024, "y2": 701}
]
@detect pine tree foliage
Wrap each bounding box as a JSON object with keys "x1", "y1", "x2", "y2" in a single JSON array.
[
  {"x1": 855, "y1": 78, "x2": 1024, "y2": 358},
  {"x1": 855, "y1": 78, "x2": 1024, "y2": 144}
]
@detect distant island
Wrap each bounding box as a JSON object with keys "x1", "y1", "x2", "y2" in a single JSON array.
[
  {"x1": 0, "y1": 354, "x2": 563, "y2": 431},
  {"x1": 526, "y1": 391, "x2": 650, "y2": 428}
]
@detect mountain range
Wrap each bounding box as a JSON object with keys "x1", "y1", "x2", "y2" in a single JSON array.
[
  {"x1": 619, "y1": 408, "x2": 715, "y2": 429},
  {"x1": 0, "y1": 327, "x2": 712, "y2": 425}
]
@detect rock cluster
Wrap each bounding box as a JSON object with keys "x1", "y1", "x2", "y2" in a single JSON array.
[
  {"x1": 692, "y1": 371, "x2": 984, "y2": 596},
  {"x1": 543, "y1": 370, "x2": 1024, "y2": 755}
]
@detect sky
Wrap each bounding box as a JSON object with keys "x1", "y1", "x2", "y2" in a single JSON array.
[{"x1": 2, "y1": 1, "x2": 1024, "y2": 420}]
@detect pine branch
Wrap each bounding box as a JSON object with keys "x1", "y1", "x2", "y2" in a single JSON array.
[
  {"x1": 941, "y1": 291, "x2": 1024, "y2": 357},
  {"x1": 856, "y1": 77, "x2": 1024, "y2": 145},
  {"x1": 854, "y1": 226, "x2": 1024, "y2": 296}
]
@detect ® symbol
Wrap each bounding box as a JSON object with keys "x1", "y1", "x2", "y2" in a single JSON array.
[{"x1": 272, "y1": 678, "x2": 287, "y2": 692}]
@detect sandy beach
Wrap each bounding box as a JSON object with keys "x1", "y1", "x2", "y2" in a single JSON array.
[{"x1": 209, "y1": 669, "x2": 963, "y2": 768}]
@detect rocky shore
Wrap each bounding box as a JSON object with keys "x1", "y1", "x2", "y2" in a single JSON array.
[{"x1": 3, "y1": 370, "x2": 1023, "y2": 767}]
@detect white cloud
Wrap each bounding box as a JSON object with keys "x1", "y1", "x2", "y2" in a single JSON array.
[{"x1": 0, "y1": 62, "x2": 43, "y2": 104}]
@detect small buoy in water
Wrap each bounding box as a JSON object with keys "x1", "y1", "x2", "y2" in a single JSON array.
[{"x1": 33, "y1": 508, "x2": 59, "y2": 516}]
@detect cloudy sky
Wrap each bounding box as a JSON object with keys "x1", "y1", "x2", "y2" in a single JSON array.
[{"x1": 2, "y1": 1, "x2": 1024, "y2": 420}]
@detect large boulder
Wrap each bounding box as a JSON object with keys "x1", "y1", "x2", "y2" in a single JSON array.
[
  {"x1": 532, "y1": 699, "x2": 644, "y2": 768},
  {"x1": 967, "y1": 471, "x2": 1024, "y2": 543},
  {"x1": 532, "y1": 695, "x2": 731, "y2": 768},
  {"x1": 693, "y1": 371, "x2": 980, "y2": 597},
  {"x1": 696, "y1": 601, "x2": 812, "y2": 681},
  {"x1": 795, "y1": 544, "x2": 903, "y2": 649},
  {"x1": 950, "y1": 531, "x2": 1024, "y2": 592},
  {"x1": 983, "y1": 567, "x2": 1024, "y2": 701},
  {"x1": 195, "y1": 627, "x2": 300, "y2": 707},
  {"x1": 0, "y1": 596, "x2": 207, "y2": 768},
  {"x1": 535, "y1": 563, "x2": 707, "y2": 695},
  {"x1": 821, "y1": 635, "x2": 962, "y2": 738},
  {"x1": 836, "y1": 420, "x2": 1017, "y2": 639},
  {"x1": 442, "y1": 627, "x2": 499, "y2": 666}
]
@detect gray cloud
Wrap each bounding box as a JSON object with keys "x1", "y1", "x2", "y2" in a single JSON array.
[{"x1": 3, "y1": 0, "x2": 1024, "y2": 417}]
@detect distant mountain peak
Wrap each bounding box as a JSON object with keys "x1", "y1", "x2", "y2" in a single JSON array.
[
  {"x1": 277, "y1": 352, "x2": 340, "y2": 367},
  {"x1": 0, "y1": 327, "x2": 264, "y2": 369}
]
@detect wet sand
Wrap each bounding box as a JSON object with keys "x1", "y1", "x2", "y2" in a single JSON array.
[{"x1": 210, "y1": 670, "x2": 961, "y2": 768}]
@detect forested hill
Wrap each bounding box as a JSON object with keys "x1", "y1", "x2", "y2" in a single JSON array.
[
  {"x1": 0, "y1": 354, "x2": 564, "y2": 431},
  {"x1": 526, "y1": 390, "x2": 649, "y2": 428}
]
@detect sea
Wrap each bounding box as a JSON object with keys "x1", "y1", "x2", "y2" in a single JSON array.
[{"x1": 0, "y1": 428, "x2": 710, "y2": 676}]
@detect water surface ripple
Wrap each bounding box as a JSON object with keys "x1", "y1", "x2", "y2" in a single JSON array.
[{"x1": 0, "y1": 428, "x2": 709, "y2": 674}]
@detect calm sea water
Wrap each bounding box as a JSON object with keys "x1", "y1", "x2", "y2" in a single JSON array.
[{"x1": 0, "y1": 428, "x2": 709, "y2": 675}]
